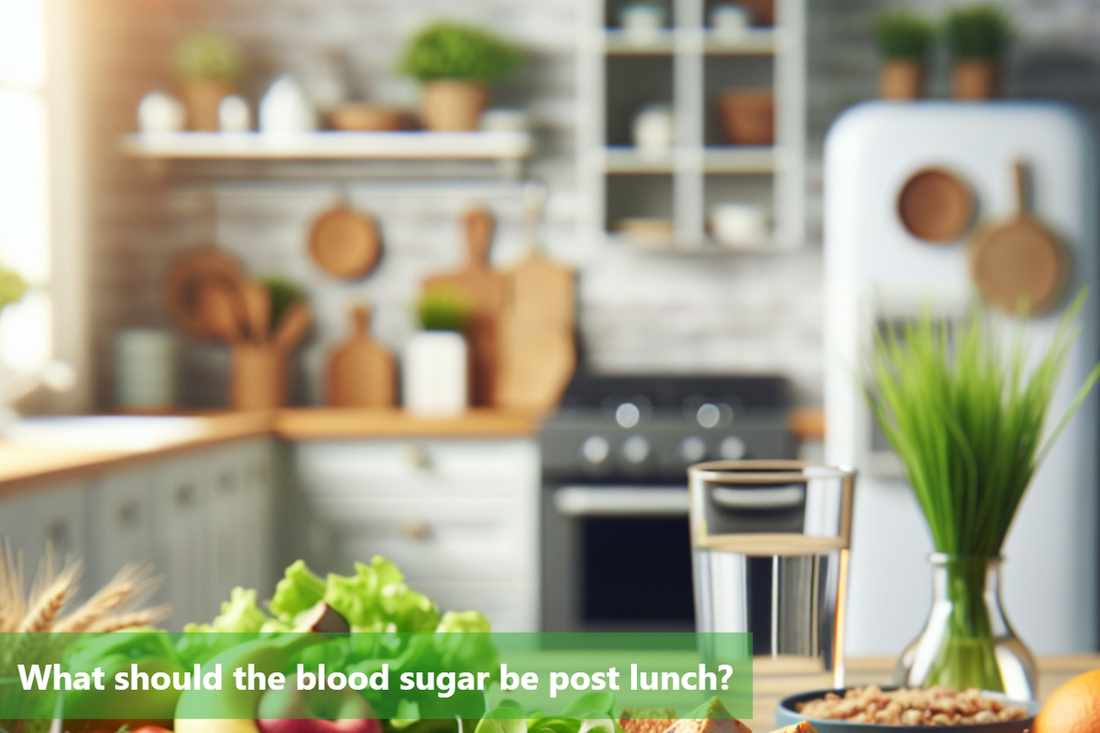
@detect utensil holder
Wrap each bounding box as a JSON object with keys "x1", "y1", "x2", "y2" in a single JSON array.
[{"x1": 230, "y1": 344, "x2": 287, "y2": 410}]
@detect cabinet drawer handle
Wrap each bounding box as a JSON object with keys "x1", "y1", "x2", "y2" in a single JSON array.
[
  {"x1": 176, "y1": 483, "x2": 195, "y2": 507},
  {"x1": 399, "y1": 520, "x2": 431, "y2": 540},
  {"x1": 117, "y1": 501, "x2": 140, "y2": 526},
  {"x1": 403, "y1": 445, "x2": 433, "y2": 472},
  {"x1": 47, "y1": 520, "x2": 68, "y2": 546}
]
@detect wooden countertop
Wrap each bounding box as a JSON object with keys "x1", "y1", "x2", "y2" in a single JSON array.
[
  {"x1": 0, "y1": 406, "x2": 823, "y2": 495},
  {"x1": 274, "y1": 408, "x2": 539, "y2": 440},
  {"x1": 749, "y1": 654, "x2": 1097, "y2": 731}
]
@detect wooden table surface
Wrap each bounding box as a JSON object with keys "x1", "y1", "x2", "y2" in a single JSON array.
[{"x1": 748, "y1": 654, "x2": 1098, "y2": 731}]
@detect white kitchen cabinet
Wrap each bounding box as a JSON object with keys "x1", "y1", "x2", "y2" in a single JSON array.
[
  {"x1": 293, "y1": 438, "x2": 540, "y2": 631},
  {"x1": 152, "y1": 453, "x2": 211, "y2": 629},
  {"x1": 0, "y1": 482, "x2": 88, "y2": 571},
  {"x1": 87, "y1": 469, "x2": 154, "y2": 590},
  {"x1": 204, "y1": 439, "x2": 276, "y2": 609}
]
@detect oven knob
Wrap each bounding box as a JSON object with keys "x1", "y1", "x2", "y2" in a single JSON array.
[
  {"x1": 615, "y1": 402, "x2": 641, "y2": 428},
  {"x1": 581, "y1": 435, "x2": 611, "y2": 465},
  {"x1": 622, "y1": 434, "x2": 651, "y2": 465},
  {"x1": 697, "y1": 403, "x2": 721, "y2": 428},
  {"x1": 680, "y1": 436, "x2": 707, "y2": 464},
  {"x1": 719, "y1": 436, "x2": 747, "y2": 460}
]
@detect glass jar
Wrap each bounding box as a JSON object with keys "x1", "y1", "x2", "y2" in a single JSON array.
[{"x1": 896, "y1": 554, "x2": 1037, "y2": 700}]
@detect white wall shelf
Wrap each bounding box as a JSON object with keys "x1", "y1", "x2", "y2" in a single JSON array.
[
  {"x1": 122, "y1": 131, "x2": 533, "y2": 161},
  {"x1": 579, "y1": 0, "x2": 806, "y2": 252},
  {"x1": 120, "y1": 131, "x2": 533, "y2": 180}
]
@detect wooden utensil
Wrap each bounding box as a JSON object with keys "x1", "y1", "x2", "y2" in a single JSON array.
[
  {"x1": 164, "y1": 245, "x2": 245, "y2": 339},
  {"x1": 308, "y1": 203, "x2": 382, "y2": 280},
  {"x1": 423, "y1": 207, "x2": 508, "y2": 406},
  {"x1": 242, "y1": 280, "x2": 271, "y2": 345},
  {"x1": 197, "y1": 282, "x2": 245, "y2": 344},
  {"x1": 230, "y1": 344, "x2": 286, "y2": 411},
  {"x1": 970, "y1": 161, "x2": 1069, "y2": 315},
  {"x1": 325, "y1": 303, "x2": 396, "y2": 408},
  {"x1": 272, "y1": 301, "x2": 312, "y2": 353},
  {"x1": 897, "y1": 167, "x2": 974, "y2": 243},
  {"x1": 496, "y1": 182, "x2": 577, "y2": 413}
]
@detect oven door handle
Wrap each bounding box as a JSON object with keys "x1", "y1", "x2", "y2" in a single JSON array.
[
  {"x1": 710, "y1": 485, "x2": 806, "y2": 510},
  {"x1": 553, "y1": 486, "x2": 688, "y2": 517}
]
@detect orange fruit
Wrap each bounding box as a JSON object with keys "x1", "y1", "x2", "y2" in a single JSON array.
[{"x1": 1035, "y1": 668, "x2": 1100, "y2": 733}]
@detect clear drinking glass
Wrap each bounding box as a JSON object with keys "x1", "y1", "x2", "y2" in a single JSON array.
[{"x1": 688, "y1": 461, "x2": 856, "y2": 687}]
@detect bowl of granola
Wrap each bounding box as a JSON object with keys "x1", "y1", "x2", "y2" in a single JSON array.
[{"x1": 775, "y1": 685, "x2": 1039, "y2": 732}]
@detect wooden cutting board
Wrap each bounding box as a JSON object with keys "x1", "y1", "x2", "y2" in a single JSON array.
[
  {"x1": 970, "y1": 161, "x2": 1069, "y2": 315},
  {"x1": 325, "y1": 304, "x2": 396, "y2": 408},
  {"x1": 423, "y1": 208, "x2": 507, "y2": 407},
  {"x1": 496, "y1": 249, "x2": 577, "y2": 414}
]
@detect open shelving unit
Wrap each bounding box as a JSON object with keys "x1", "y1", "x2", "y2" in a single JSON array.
[{"x1": 578, "y1": 0, "x2": 806, "y2": 253}]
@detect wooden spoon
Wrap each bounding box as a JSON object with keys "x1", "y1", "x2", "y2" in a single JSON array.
[
  {"x1": 243, "y1": 281, "x2": 271, "y2": 345},
  {"x1": 272, "y1": 301, "x2": 312, "y2": 353},
  {"x1": 197, "y1": 282, "x2": 245, "y2": 344}
]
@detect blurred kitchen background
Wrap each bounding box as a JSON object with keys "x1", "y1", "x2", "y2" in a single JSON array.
[{"x1": 2, "y1": 0, "x2": 1100, "y2": 663}]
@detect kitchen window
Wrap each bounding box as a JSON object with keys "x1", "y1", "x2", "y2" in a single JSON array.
[{"x1": 0, "y1": 0, "x2": 86, "y2": 408}]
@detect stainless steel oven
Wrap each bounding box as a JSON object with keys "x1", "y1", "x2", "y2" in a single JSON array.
[{"x1": 538, "y1": 375, "x2": 793, "y2": 632}]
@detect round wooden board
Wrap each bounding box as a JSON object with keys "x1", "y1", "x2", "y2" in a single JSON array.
[
  {"x1": 308, "y1": 205, "x2": 381, "y2": 280},
  {"x1": 897, "y1": 167, "x2": 974, "y2": 243},
  {"x1": 164, "y1": 246, "x2": 245, "y2": 339},
  {"x1": 970, "y1": 218, "x2": 1067, "y2": 315}
]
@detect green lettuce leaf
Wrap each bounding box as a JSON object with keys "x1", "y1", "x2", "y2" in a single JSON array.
[{"x1": 269, "y1": 559, "x2": 326, "y2": 620}]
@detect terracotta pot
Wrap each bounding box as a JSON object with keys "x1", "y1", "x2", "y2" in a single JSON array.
[
  {"x1": 718, "y1": 91, "x2": 774, "y2": 146},
  {"x1": 329, "y1": 103, "x2": 409, "y2": 132},
  {"x1": 180, "y1": 79, "x2": 235, "y2": 132},
  {"x1": 230, "y1": 344, "x2": 287, "y2": 411},
  {"x1": 741, "y1": 0, "x2": 775, "y2": 25},
  {"x1": 952, "y1": 60, "x2": 1000, "y2": 101},
  {"x1": 880, "y1": 59, "x2": 924, "y2": 100},
  {"x1": 421, "y1": 81, "x2": 489, "y2": 132}
]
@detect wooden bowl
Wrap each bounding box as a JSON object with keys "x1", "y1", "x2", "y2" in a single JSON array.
[
  {"x1": 328, "y1": 104, "x2": 409, "y2": 132},
  {"x1": 897, "y1": 167, "x2": 974, "y2": 243}
]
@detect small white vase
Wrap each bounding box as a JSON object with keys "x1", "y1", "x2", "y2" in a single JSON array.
[
  {"x1": 403, "y1": 331, "x2": 468, "y2": 417},
  {"x1": 259, "y1": 74, "x2": 316, "y2": 137}
]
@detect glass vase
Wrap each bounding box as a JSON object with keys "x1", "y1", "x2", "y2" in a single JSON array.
[{"x1": 896, "y1": 554, "x2": 1037, "y2": 700}]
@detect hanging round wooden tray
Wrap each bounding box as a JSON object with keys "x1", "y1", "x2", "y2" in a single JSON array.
[
  {"x1": 308, "y1": 205, "x2": 381, "y2": 280},
  {"x1": 897, "y1": 167, "x2": 974, "y2": 244}
]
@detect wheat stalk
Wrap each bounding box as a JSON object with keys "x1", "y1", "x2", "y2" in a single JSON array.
[
  {"x1": 54, "y1": 562, "x2": 161, "y2": 633},
  {"x1": 17, "y1": 562, "x2": 80, "y2": 633},
  {"x1": 87, "y1": 607, "x2": 170, "y2": 633},
  {"x1": 0, "y1": 539, "x2": 27, "y2": 632}
]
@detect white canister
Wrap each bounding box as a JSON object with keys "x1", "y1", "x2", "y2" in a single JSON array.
[
  {"x1": 710, "y1": 4, "x2": 752, "y2": 39},
  {"x1": 402, "y1": 331, "x2": 468, "y2": 417},
  {"x1": 633, "y1": 104, "x2": 675, "y2": 154},
  {"x1": 115, "y1": 329, "x2": 178, "y2": 411},
  {"x1": 620, "y1": 3, "x2": 666, "y2": 44},
  {"x1": 259, "y1": 75, "x2": 317, "y2": 136},
  {"x1": 137, "y1": 91, "x2": 186, "y2": 134},
  {"x1": 711, "y1": 203, "x2": 769, "y2": 247},
  {"x1": 218, "y1": 94, "x2": 251, "y2": 132}
]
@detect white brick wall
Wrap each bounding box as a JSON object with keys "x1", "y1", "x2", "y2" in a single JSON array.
[{"x1": 82, "y1": 0, "x2": 1099, "y2": 408}]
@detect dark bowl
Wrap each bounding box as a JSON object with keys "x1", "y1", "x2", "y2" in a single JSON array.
[{"x1": 775, "y1": 688, "x2": 1040, "y2": 733}]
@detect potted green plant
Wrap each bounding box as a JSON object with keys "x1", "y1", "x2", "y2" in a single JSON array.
[
  {"x1": 867, "y1": 294, "x2": 1100, "y2": 699},
  {"x1": 173, "y1": 31, "x2": 245, "y2": 131},
  {"x1": 400, "y1": 20, "x2": 522, "y2": 132},
  {"x1": 404, "y1": 287, "x2": 472, "y2": 416},
  {"x1": 944, "y1": 5, "x2": 1013, "y2": 100},
  {"x1": 874, "y1": 11, "x2": 935, "y2": 100}
]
